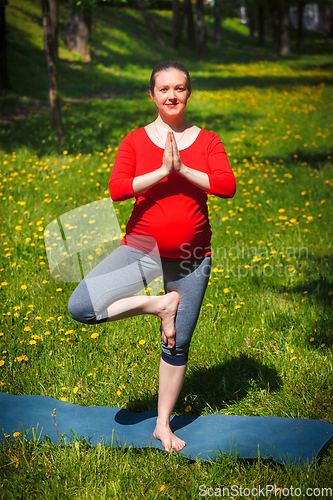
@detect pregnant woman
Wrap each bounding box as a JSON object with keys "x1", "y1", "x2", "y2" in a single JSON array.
[{"x1": 68, "y1": 60, "x2": 236, "y2": 451}]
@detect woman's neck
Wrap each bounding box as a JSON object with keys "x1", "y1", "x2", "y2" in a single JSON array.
[{"x1": 155, "y1": 115, "x2": 188, "y2": 133}]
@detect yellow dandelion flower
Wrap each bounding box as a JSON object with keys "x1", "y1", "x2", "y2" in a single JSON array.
[
  {"x1": 20, "y1": 285, "x2": 27, "y2": 290},
  {"x1": 223, "y1": 288, "x2": 229, "y2": 293},
  {"x1": 116, "y1": 390, "x2": 121, "y2": 396},
  {"x1": 60, "y1": 397, "x2": 67, "y2": 402},
  {"x1": 185, "y1": 405, "x2": 192, "y2": 412},
  {"x1": 13, "y1": 432, "x2": 21, "y2": 438},
  {"x1": 0, "y1": 360, "x2": 4, "y2": 367},
  {"x1": 56, "y1": 288, "x2": 62, "y2": 292},
  {"x1": 290, "y1": 356, "x2": 296, "y2": 362},
  {"x1": 73, "y1": 387, "x2": 79, "y2": 394},
  {"x1": 234, "y1": 305, "x2": 241, "y2": 309},
  {"x1": 139, "y1": 339, "x2": 145, "y2": 345},
  {"x1": 133, "y1": 363, "x2": 138, "y2": 369},
  {"x1": 29, "y1": 340, "x2": 36, "y2": 345},
  {"x1": 206, "y1": 303, "x2": 214, "y2": 307},
  {"x1": 87, "y1": 373, "x2": 93, "y2": 377},
  {"x1": 24, "y1": 326, "x2": 31, "y2": 332},
  {"x1": 90, "y1": 332, "x2": 99, "y2": 339}
]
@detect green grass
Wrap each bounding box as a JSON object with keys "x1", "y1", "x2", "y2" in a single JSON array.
[{"x1": 0, "y1": 1, "x2": 333, "y2": 498}]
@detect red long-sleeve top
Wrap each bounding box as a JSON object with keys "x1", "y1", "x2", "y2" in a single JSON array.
[{"x1": 109, "y1": 128, "x2": 236, "y2": 260}]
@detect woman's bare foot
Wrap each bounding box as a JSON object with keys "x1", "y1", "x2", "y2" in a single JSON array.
[
  {"x1": 153, "y1": 421, "x2": 186, "y2": 452},
  {"x1": 158, "y1": 291, "x2": 179, "y2": 349}
]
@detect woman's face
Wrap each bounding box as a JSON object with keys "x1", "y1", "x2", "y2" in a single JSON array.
[{"x1": 150, "y1": 69, "x2": 190, "y2": 120}]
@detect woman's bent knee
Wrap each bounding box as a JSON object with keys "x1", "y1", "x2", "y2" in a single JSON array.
[{"x1": 68, "y1": 281, "x2": 100, "y2": 324}]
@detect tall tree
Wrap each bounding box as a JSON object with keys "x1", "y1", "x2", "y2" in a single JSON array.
[
  {"x1": 135, "y1": 0, "x2": 165, "y2": 46},
  {"x1": 245, "y1": 0, "x2": 256, "y2": 40},
  {"x1": 64, "y1": 1, "x2": 93, "y2": 61},
  {"x1": 257, "y1": 0, "x2": 264, "y2": 45},
  {"x1": 270, "y1": 0, "x2": 281, "y2": 56},
  {"x1": 0, "y1": 0, "x2": 11, "y2": 90},
  {"x1": 43, "y1": 0, "x2": 59, "y2": 60},
  {"x1": 42, "y1": 0, "x2": 64, "y2": 143},
  {"x1": 172, "y1": 0, "x2": 183, "y2": 48},
  {"x1": 214, "y1": 0, "x2": 222, "y2": 46},
  {"x1": 280, "y1": 0, "x2": 291, "y2": 55},
  {"x1": 297, "y1": 0, "x2": 305, "y2": 47},
  {"x1": 196, "y1": 0, "x2": 206, "y2": 57},
  {"x1": 184, "y1": 0, "x2": 195, "y2": 49},
  {"x1": 321, "y1": 1, "x2": 332, "y2": 43}
]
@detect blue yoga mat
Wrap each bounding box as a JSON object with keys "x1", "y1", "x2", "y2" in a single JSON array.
[{"x1": 1, "y1": 392, "x2": 332, "y2": 466}]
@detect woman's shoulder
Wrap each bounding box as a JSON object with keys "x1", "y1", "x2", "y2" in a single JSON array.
[
  {"x1": 198, "y1": 128, "x2": 221, "y2": 141},
  {"x1": 122, "y1": 127, "x2": 146, "y2": 141},
  {"x1": 194, "y1": 128, "x2": 223, "y2": 149},
  {"x1": 118, "y1": 127, "x2": 147, "y2": 150}
]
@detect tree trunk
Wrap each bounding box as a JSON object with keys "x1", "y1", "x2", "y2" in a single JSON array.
[
  {"x1": 214, "y1": 0, "x2": 222, "y2": 46},
  {"x1": 245, "y1": 0, "x2": 256, "y2": 39},
  {"x1": 135, "y1": 0, "x2": 165, "y2": 46},
  {"x1": 258, "y1": 3, "x2": 264, "y2": 45},
  {"x1": 41, "y1": 0, "x2": 64, "y2": 143},
  {"x1": 0, "y1": 1, "x2": 11, "y2": 90},
  {"x1": 172, "y1": 0, "x2": 183, "y2": 48},
  {"x1": 184, "y1": 0, "x2": 195, "y2": 49},
  {"x1": 322, "y1": 3, "x2": 332, "y2": 43},
  {"x1": 270, "y1": 0, "x2": 281, "y2": 57},
  {"x1": 49, "y1": 0, "x2": 59, "y2": 60},
  {"x1": 297, "y1": 0, "x2": 305, "y2": 47},
  {"x1": 64, "y1": 2, "x2": 92, "y2": 62},
  {"x1": 196, "y1": 0, "x2": 206, "y2": 57},
  {"x1": 248, "y1": 9, "x2": 255, "y2": 40},
  {"x1": 43, "y1": 0, "x2": 58, "y2": 60},
  {"x1": 280, "y1": 1, "x2": 291, "y2": 55}
]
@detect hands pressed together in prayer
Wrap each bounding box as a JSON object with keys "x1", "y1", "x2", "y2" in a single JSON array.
[
  {"x1": 161, "y1": 131, "x2": 185, "y2": 176},
  {"x1": 132, "y1": 129, "x2": 210, "y2": 195}
]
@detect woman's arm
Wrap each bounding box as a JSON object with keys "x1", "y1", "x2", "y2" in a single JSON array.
[
  {"x1": 172, "y1": 132, "x2": 236, "y2": 198},
  {"x1": 171, "y1": 133, "x2": 211, "y2": 191},
  {"x1": 132, "y1": 132, "x2": 174, "y2": 194},
  {"x1": 110, "y1": 131, "x2": 174, "y2": 200}
]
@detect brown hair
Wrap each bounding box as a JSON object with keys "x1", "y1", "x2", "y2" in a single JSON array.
[{"x1": 149, "y1": 61, "x2": 191, "y2": 95}]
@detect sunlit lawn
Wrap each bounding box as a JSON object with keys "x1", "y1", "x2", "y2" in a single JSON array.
[{"x1": 0, "y1": 2, "x2": 332, "y2": 499}]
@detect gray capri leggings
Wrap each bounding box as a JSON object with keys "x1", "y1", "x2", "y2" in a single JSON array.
[{"x1": 68, "y1": 245, "x2": 211, "y2": 366}]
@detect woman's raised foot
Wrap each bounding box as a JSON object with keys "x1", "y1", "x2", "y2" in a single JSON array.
[{"x1": 158, "y1": 291, "x2": 179, "y2": 348}]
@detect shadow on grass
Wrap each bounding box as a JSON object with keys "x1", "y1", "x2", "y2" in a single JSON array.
[{"x1": 127, "y1": 353, "x2": 282, "y2": 415}]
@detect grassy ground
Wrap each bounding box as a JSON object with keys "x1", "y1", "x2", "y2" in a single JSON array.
[{"x1": 0, "y1": 1, "x2": 333, "y2": 498}]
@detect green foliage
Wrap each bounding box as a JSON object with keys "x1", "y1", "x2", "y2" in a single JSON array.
[{"x1": 0, "y1": 2, "x2": 333, "y2": 497}]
